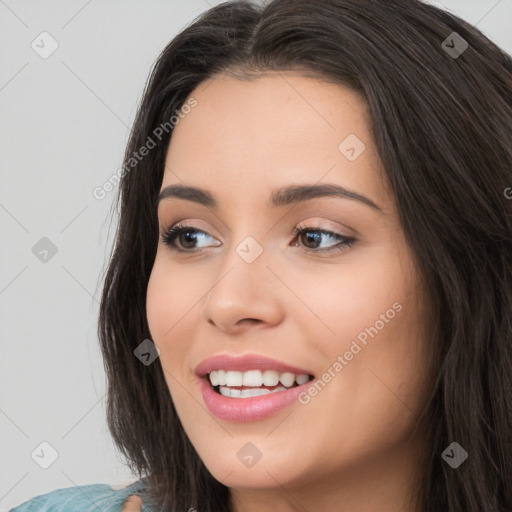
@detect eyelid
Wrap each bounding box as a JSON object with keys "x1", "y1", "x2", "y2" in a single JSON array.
[
  {"x1": 162, "y1": 219, "x2": 220, "y2": 237},
  {"x1": 160, "y1": 220, "x2": 357, "y2": 255},
  {"x1": 159, "y1": 218, "x2": 349, "y2": 242},
  {"x1": 160, "y1": 222, "x2": 220, "y2": 251}
]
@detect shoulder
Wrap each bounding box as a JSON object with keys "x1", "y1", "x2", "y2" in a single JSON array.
[{"x1": 9, "y1": 479, "x2": 150, "y2": 512}]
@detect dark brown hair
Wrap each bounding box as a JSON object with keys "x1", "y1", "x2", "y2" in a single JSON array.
[{"x1": 98, "y1": 1, "x2": 512, "y2": 510}]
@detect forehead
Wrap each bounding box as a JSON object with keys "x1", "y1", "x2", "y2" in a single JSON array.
[{"x1": 162, "y1": 72, "x2": 391, "y2": 211}]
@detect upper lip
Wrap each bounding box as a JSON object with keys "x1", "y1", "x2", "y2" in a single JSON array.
[{"x1": 195, "y1": 353, "x2": 315, "y2": 378}]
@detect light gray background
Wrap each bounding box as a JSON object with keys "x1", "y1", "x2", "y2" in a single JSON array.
[{"x1": 1, "y1": 0, "x2": 511, "y2": 509}]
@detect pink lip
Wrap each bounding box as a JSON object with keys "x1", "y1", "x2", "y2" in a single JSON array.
[
  {"x1": 199, "y1": 378, "x2": 316, "y2": 422},
  {"x1": 195, "y1": 353, "x2": 316, "y2": 422},
  {"x1": 195, "y1": 353, "x2": 314, "y2": 377}
]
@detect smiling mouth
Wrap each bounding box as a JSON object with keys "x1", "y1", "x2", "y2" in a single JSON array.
[{"x1": 207, "y1": 369, "x2": 315, "y2": 398}]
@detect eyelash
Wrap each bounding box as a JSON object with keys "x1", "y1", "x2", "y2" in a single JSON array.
[{"x1": 160, "y1": 223, "x2": 356, "y2": 255}]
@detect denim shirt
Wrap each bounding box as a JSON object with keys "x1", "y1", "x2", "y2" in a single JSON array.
[{"x1": 8, "y1": 479, "x2": 155, "y2": 512}]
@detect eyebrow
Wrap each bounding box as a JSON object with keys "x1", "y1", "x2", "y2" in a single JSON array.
[{"x1": 157, "y1": 183, "x2": 382, "y2": 211}]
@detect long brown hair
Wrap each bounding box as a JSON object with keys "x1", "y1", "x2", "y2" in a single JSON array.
[{"x1": 98, "y1": 1, "x2": 512, "y2": 510}]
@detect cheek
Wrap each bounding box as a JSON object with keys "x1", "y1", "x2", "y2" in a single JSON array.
[
  {"x1": 146, "y1": 257, "x2": 198, "y2": 340},
  {"x1": 146, "y1": 260, "x2": 190, "y2": 374},
  {"x1": 146, "y1": 263, "x2": 170, "y2": 342},
  {"x1": 295, "y1": 243, "x2": 428, "y2": 435},
  {"x1": 292, "y1": 242, "x2": 414, "y2": 350},
  {"x1": 146, "y1": 256, "x2": 210, "y2": 388},
  {"x1": 146, "y1": 264, "x2": 192, "y2": 413}
]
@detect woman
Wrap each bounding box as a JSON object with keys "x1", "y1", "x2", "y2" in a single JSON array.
[{"x1": 11, "y1": 0, "x2": 512, "y2": 511}]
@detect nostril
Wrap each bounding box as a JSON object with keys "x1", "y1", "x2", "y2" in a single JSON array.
[{"x1": 238, "y1": 318, "x2": 260, "y2": 326}]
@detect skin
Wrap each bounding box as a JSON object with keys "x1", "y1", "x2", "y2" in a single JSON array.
[
  {"x1": 124, "y1": 72, "x2": 432, "y2": 512},
  {"x1": 121, "y1": 495, "x2": 143, "y2": 511}
]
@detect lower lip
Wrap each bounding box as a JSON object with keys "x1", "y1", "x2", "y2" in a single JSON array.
[{"x1": 199, "y1": 377, "x2": 315, "y2": 422}]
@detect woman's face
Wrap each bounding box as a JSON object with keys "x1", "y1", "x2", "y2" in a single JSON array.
[{"x1": 146, "y1": 72, "x2": 430, "y2": 499}]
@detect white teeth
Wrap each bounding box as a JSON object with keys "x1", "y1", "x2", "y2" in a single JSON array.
[
  {"x1": 219, "y1": 385, "x2": 288, "y2": 398},
  {"x1": 209, "y1": 370, "x2": 227, "y2": 386},
  {"x1": 262, "y1": 370, "x2": 280, "y2": 386},
  {"x1": 241, "y1": 387, "x2": 270, "y2": 398},
  {"x1": 209, "y1": 371, "x2": 219, "y2": 386},
  {"x1": 242, "y1": 370, "x2": 263, "y2": 387},
  {"x1": 225, "y1": 371, "x2": 243, "y2": 386},
  {"x1": 295, "y1": 374, "x2": 310, "y2": 385},
  {"x1": 208, "y1": 369, "x2": 312, "y2": 390},
  {"x1": 279, "y1": 372, "x2": 295, "y2": 387}
]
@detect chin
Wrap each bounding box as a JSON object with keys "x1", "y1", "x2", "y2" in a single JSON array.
[{"x1": 192, "y1": 438, "x2": 317, "y2": 490}]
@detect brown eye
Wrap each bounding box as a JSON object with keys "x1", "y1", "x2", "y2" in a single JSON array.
[
  {"x1": 161, "y1": 224, "x2": 220, "y2": 252},
  {"x1": 160, "y1": 223, "x2": 356, "y2": 255},
  {"x1": 292, "y1": 225, "x2": 356, "y2": 254}
]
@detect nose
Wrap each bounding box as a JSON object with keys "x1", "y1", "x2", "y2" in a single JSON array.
[{"x1": 200, "y1": 242, "x2": 285, "y2": 334}]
